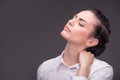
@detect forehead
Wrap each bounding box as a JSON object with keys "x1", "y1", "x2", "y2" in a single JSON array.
[{"x1": 77, "y1": 10, "x2": 100, "y2": 26}]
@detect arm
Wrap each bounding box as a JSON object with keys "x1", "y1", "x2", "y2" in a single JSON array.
[
  {"x1": 77, "y1": 51, "x2": 94, "y2": 78},
  {"x1": 72, "y1": 51, "x2": 113, "y2": 80},
  {"x1": 72, "y1": 50, "x2": 94, "y2": 80}
]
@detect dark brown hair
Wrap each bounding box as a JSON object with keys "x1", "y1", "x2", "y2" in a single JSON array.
[{"x1": 86, "y1": 9, "x2": 111, "y2": 57}]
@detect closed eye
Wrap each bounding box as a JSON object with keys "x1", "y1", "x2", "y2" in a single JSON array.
[{"x1": 79, "y1": 23, "x2": 84, "y2": 27}]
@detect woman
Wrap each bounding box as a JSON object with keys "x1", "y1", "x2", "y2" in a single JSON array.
[{"x1": 37, "y1": 9, "x2": 113, "y2": 80}]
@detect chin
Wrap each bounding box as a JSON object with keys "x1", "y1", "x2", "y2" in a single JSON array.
[{"x1": 60, "y1": 30, "x2": 69, "y2": 40}]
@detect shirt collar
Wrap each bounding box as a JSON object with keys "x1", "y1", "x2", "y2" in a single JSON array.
[{"x1": 58, "y1": 51, "x2": 80, "y2": 71}]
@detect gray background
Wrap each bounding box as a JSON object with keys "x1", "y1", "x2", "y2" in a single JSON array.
[{"x1": 0, "y1": 0, "x2": 120, "y2": 80}]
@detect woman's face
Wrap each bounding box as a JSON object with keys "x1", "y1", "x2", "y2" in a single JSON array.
[{"x1": 61, "y1": 10, "x2": 100, "y2": 46}]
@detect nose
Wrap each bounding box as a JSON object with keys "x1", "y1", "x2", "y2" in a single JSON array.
[{"x1": 68, "y1": 18, "x2": 74, "y2": 26}]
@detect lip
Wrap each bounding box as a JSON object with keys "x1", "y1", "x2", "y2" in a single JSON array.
[{"x1": 64, "y1": 26, "x2": 71, "y2": 32}]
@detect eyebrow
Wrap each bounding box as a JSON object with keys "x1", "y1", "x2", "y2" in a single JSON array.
[
  {"x1": 79, "y1": 18, "x2": 88, "y2": 24},
  {"x1": 74, "y1": 14, "x2": 88, "y2": 24}
]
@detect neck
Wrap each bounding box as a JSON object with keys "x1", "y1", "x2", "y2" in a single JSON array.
[{"x1": 63, "y1": 43, "x2": 85, "y2": 66}]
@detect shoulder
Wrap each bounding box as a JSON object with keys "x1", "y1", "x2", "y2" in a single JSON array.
[
  {"x1": 37, "y1": 55, "x2": 61, "y2": 74},
  {"x1": 90, "y1": 58, "x2": 113, "y2": 76},
  {"x1": 89, "y1": 58, "x2": 113, "y2": 79},
  {"x1": 92, "y1": 58, "x2": 112, "y2": 68},
  {"x1": 42, "y1": 55, "x2": 60, "y2": 67}
]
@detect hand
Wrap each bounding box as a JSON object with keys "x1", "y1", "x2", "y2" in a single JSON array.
[
  {"x1": 79, "y1": 50, "x2": 94, "y2": 68},
  {"x1": 77, "y1": 50, "x2": 94, "y2": 78}
]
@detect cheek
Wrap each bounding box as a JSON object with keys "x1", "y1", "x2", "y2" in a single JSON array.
[
  {"x1": 74, "y1": 30, "x2": 89, "y2": 39},
  {"x1": 80, "y1": 31, "x2": 88, "y2": 36},
  {"x1": 68, "y1": 30, "x2": 88, "y2": 44}
]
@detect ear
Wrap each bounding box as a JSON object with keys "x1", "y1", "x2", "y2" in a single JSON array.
[{"x1": 86, "y1": 38, "x2": 99, "y2": 47}]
